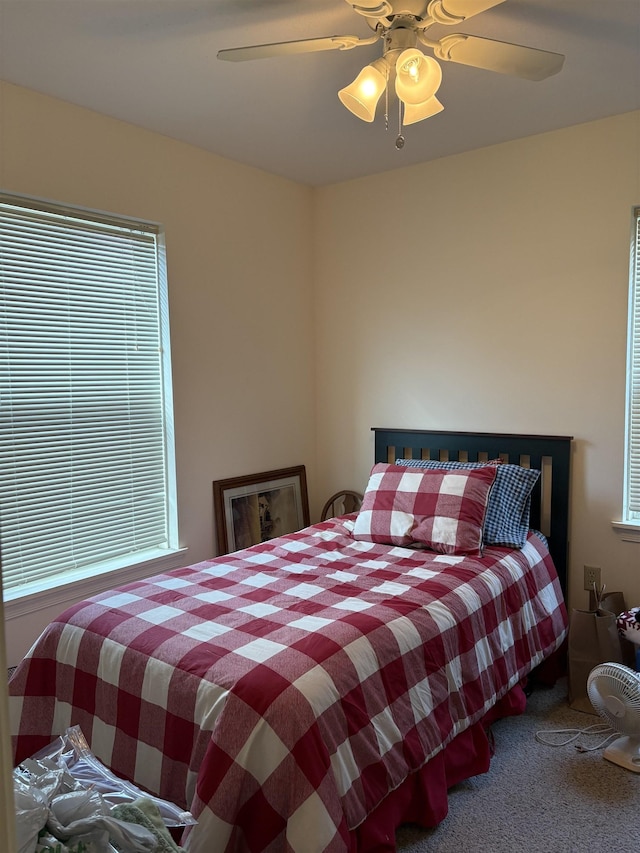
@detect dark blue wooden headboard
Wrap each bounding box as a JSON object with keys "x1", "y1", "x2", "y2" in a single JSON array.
[{"x1": 372, "y1": 428, "x2": 572, "y2": 597}]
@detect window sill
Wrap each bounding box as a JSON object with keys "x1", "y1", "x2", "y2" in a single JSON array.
[
  {"x1": 3, "y1": 547, "x2": 189, "y2": 621},
  {"x1": 611, "y1": 521, "x2": 640, "y2": 542}
]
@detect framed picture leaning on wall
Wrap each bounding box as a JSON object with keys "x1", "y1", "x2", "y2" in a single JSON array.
[{"x1": 213, "y1": 466, "x2": 310, "y2": 555}]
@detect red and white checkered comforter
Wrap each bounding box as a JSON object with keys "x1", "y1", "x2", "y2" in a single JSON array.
[{"x1": 10, "y1": 517, "x2": 567, "y2": 852}]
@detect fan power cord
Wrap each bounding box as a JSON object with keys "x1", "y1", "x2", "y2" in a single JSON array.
[{"x1": 535, "y1": 723, "x2": 618, "y2": 752}]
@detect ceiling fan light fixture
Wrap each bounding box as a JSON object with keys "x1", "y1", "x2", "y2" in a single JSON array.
[
  {"x1": 402, "y1": 94, "x2": 444, "y2": 125},
  {"x1": 395, "y1": 48, "x2": 442, "y2": 105},
  {"x1": 338, "y1": 57, "x2": 389, "y2": 122},
  {"x1": 219, "y1": 0, "x2": 566, "y2": 146}
]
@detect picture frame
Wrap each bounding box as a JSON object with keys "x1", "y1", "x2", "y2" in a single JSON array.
[{"x1": 213, "y1": 465, "x2": 310, "y2": 556}]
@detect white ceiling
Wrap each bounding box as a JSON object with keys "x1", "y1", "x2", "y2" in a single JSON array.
[{"x1": 2, "y1": 0, "x2": 639, "y2": 186}]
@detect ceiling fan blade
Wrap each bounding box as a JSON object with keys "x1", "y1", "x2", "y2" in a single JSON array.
[
  {"x1": 435, "y1": 0, "x2": 506, "y2": 20},
  {"x1": 347, "y1": 0, "x2": 394, "y2": 15},
  {"x1": 434, "y1": 34, "x2": 565, "y2": 80},
  {"x1": 217, "y1": 34, "x2": 376, "y2": 62}
]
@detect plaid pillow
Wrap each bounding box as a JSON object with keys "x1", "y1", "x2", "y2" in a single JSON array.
[
  {"x1": 395, "y1": 458, "x2": 540, "y2": 548},
  {"x1": 352, "y1": 462, "x2": 497, "y2": 555}
]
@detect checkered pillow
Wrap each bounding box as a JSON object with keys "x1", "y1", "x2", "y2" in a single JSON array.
[
  {"x1": 352, "y1": 462, "x2": 497, "y2": 555},
  {"x1": 395, "y1": 459, "x2": 540, "y2": 548}
]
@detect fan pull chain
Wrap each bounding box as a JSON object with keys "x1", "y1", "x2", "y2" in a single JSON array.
[
  {"x1": 395, "y1": 99, "x2": 405, "y2": 150},
  {"x1": 384, "y1": 76, "x2": 389, "y2": 131}
]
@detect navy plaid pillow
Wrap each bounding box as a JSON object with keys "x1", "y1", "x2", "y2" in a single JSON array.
[{"x1": 395, "y1": 459, "x2": 540, "y2": 548}]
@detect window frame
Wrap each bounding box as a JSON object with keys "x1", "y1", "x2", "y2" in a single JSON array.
[
  {"x1": 622, "y1": 206, "x2": 640, "y2": 530},
  {"x1": 0, "y1": 192, "x2": 185, "y2": 615}
]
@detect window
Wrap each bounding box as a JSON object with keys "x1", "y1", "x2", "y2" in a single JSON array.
[
  {"x1": 624, "y1": 206, "x2": 640, "y2": 523},
  {"x1": 0, "y1": 193, "x2": 179, "y2": 601}
]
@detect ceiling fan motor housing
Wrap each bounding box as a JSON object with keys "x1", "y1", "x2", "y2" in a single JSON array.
[{"x1": 382, "y1": 21, "x2": 419, "y2": 63}]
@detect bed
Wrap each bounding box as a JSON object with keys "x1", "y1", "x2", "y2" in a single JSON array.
[{"x1": 9, "y1": 428, "x2": 571, "y2": 852}]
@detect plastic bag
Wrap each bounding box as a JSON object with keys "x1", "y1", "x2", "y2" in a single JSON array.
[
  {"x1": 15, "y1": 727, "x2": 191, "y2": 852},
  {"x1": 27, "y1": 726, "x2": 195, "y2": 827},
  {"x1": 48, "y1": 789, "x2": 110, "y2": 827},
  {"x1": 47, "y1": 813, "x2": 156, "y2": 851},
  {"x1": 35, "y1": 829, "x2": 117, "y2": 853},
  {"x1": 16, "y1": 761, "x2": 159, "y2": 852},
  {"x1": 14, "y1": 776, "x2": 49, "y2": 853}
]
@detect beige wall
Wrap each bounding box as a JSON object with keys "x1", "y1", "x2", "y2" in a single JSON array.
[
  {"x1": 0, "y1": 82, "x2": 317, "y2": 664},
  {"x1": 314, "y1": 109, "x2": 640, "y2": 612}
]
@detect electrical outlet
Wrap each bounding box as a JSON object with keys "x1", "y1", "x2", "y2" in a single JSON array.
[{"x1": 584, "y1": 564, "x2": 601, "y2": 591}]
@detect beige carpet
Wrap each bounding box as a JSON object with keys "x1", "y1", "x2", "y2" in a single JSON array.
[{"x1": 396, "y1": 678, "x2": 639, "y2": 852}]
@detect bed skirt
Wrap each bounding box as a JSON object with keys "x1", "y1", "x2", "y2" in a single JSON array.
[{"x1": 347, "y1": 683, "x2": 528, "y2": 852}]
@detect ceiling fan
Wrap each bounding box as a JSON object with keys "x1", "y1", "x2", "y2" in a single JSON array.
[{"x1": 218, "y1": 0, "x2": 564, "y2": 143}]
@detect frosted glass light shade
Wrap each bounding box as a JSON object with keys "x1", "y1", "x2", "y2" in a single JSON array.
[
  {"x1": 403, "y1": 95, "x2": 444, "y2": 125},
  {"x1": 395, "y1": 49, "x2": 442, "y2": 106},
  {"x1": 338, "y1": 59, "x2": 388, "y2": 122}
]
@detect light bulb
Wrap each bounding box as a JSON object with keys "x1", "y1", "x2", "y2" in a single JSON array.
[
  {"x1": 338, "y1": 58, "x2": 389, "y2": 122},
  {"x1": 395, "y1": 49, "x2": 442, "y2": 106},
  {"x1": 405, "y1": 59, "x2": 420, "y2": 81},
  {"x1": 361, "y1": 76, "x2": 381, "y2": 98}
]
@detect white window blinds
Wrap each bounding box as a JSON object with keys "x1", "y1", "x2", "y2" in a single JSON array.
[
  {"x1": 625, "y1": 207, "x2": 640, "y2": 519},
  {"x1": 0, "y1": 194, "x2": 178, "y2": 598}
]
